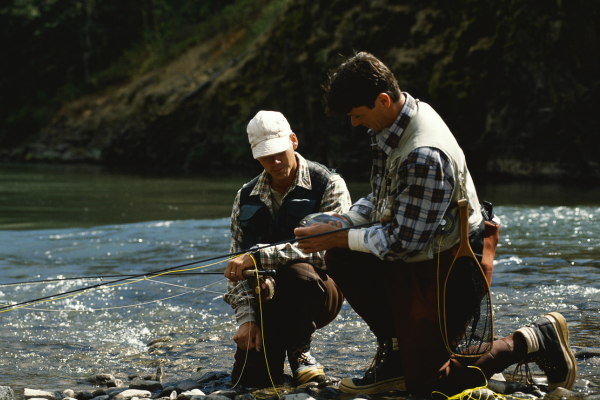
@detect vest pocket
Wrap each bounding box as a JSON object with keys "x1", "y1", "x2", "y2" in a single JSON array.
[
  {"x1": 239, "y1": 204, "x2": 272, "y2": 246},
  {"x1": 285, "y1": 199, "x2": 317, "y2": 229}
]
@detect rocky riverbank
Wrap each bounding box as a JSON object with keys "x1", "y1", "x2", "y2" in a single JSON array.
[{"x1": 2, "y1": 362, "x2": 600, "y2": 400}]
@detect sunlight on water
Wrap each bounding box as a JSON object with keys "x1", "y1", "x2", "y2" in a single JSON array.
[
  {"x1": 1, "y1": 208, "x2": 599, "y2": 394},
  {"x1": 1, "y1": 166, "x2": 600, "y2": 395}
]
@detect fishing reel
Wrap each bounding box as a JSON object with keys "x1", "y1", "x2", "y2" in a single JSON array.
[{"x1": 242, "y1": 270, "x2": 276, "y2": 302}]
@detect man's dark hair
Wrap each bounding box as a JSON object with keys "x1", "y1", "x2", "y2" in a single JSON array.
[{"x1": 324, "y1": 52, "x2": 401, "y2": 116}]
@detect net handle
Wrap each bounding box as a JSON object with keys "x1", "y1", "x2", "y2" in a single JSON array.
[
  {"x1": 453, "y1": 199, "x2": 478, "y2": 261},
  {"x1": 441, "y1": 198, "x2": 494, "y2": 358}
]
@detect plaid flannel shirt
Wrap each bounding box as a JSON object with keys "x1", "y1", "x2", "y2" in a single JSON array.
[
  {"x1": 345, "y1": 93, "x2": 456, "y2": 261},
  {"x1": 223, "y1": 152, "x2": 352, "y2": 325}
]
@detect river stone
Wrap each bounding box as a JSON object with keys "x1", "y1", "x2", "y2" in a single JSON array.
[
  {"x1": 62, "y1": 390, "x2": 75, "y2": 399},
  {"x1": 315, "y1": 387, "x2": 337, "y2": 399},
  {"x1": 195, "y1": 372, "x2": 228, "y2": 384},
  {"x1": 143, "y1": 367, "x2": 166, "y2": 382},
  {"x1": 148, "y1": 337, "x2": 172, "y2": 347},
  {"x1": 177, "y1": 389, "x2": 205, "y2": 400},
  {"x1": 86, "y1": 374, "x2": 116, "y2": 385},
  {"x1": 544, "y1": 387, "x2": 587, "y2": 399},
  {"x1": 201, "y1": 396, "x2": 231, "y2": 400},
  {"x1": 487, "y1": 379, "x2": 530, "y2": 395},
  {"x1": 108, "y1": 379, "x2": 124, "y2": 388},
  {"x1": 106, "y1": 387, "x2": 128, "y2": 398},
  {"x1": 154, "y1": 387, "x2": 178, "y2": 399},
  {"x1": 114, "y1": 390, "x2": 152, "y2": 400},
  {"x1": 0, "y1": 387, "x2": 15, "y2": 400},
  {"x1": 173, "y1": 381, "x2": 202, "y2": 391},
  {"x1": 76, "y1": 390, "x2": 95, "y2": 400},
  {"x1": 208, "y1": 390, "x2": 237, "y2": 400},
  {"x1": 278, "y1": 394, "x2": 315, "y2": 400},
  {"x1": 490, "y1": 373, "x2": 506, "y2": 381},
  {"x1": 24, "y1": 389, "x2": 59, "y2": 400},
  {"x1": 129, "y1": 379, "x2": 162, "y2": 392},
  {"x1": 575, "y1": 348, "x2": 600, "y2": 359},
  {"x1": 510, "y1": 393, "x2": 537, "y2": 400}
]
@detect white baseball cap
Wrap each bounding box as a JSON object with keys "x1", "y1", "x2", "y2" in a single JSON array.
[{"x1": 247, "y1": 111, "x2": 293, "y2": 159}]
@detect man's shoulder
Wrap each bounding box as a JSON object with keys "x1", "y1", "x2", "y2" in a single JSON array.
[
  {"x1": 241, "y1": 174, "x2": 261, "y2": 189},
  {"x1": 306, "y1": 159, "x2": 336, "y2": 175},
  {"x1": 238, "y1": 173, "x2": 265, "y2": 201}
]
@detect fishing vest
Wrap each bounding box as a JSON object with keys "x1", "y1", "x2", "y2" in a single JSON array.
[
  {"x1": 238, "y1": 160, "x2": 335, "y2": 251},
  {"x1": 372, "y1": 100, "x2": 483, "y2": 263}
]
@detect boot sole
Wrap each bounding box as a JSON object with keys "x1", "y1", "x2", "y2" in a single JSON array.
[
  {"x1": 295, "y1": 366, "x2": 325, "y2": 385},
  {"x1": 545, "y1": 312, "x2": 577, "y2": 390},
  {"x1": 339, "y1": 376, "x2": 406, "y2": 394}
]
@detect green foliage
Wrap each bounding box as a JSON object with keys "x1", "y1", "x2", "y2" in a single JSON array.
[{"x1": 0, "y1": 0, "x2": 283, "y2": 148}]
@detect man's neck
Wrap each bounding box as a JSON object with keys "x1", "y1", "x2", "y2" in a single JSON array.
[
  {"x1": 271, "y1": 180, "x2": 291, "y2": 195},
  {"x1": 387, "y1": 93, "x2": 406, "y2": 127},
  {"x1": 269, "y1": 157, "x2": 298, "y2": 194}
]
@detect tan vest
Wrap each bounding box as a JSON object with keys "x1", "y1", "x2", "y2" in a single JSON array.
[{"x1": 372, "y1": 100, "x2": 482, "y2": 262}]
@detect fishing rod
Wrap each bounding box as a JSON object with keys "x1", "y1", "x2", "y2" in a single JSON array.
[
  {"x1": 0, "y1": 270, "x2": 279, "y2": 288},
  {"x1": 0, "y1": 220, "x2": 377, "y2": 312},
  {"x1": 0, "y1": 272, "x2": 246, "y2": 288}
]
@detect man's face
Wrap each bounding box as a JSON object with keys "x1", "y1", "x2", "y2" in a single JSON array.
[
  {"x1": 257, "y1": 135, "x2": 298, "y2": 188},
  {"x1": 347, "y1": 93, "x2": 396, "y2": 132},
  {"x1": 348, "y1": 104, "x2": 388, "y2": 132}
]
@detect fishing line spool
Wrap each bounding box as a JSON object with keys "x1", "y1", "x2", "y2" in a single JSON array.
[{"x1": 242, "y1": 270, "x2": 276, "y2": 302}]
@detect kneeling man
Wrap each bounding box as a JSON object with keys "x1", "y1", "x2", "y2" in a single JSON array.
[{"x1": 224, "y1": 110, "x2": 352, "y2": 386}]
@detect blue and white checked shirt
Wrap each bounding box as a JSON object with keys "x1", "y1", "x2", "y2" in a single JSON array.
[{"x1": 346, "y1": 93, "x2": 456, "y2": 261}]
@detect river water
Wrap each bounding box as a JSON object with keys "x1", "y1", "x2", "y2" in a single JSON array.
[{"x1": 1, "y1": 164, "x2": 599, "y2": 397}]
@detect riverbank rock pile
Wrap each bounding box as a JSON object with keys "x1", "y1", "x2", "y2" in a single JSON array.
[{"x1": 7, "y1": 366, "x2": 598, "y2": 400}]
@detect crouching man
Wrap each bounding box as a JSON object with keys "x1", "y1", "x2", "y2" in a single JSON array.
[{"x1": 223, "y1": 110, "x2": 352, "y2": 386}]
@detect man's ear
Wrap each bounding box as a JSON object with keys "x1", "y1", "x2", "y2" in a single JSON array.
[
  {"x1": 290, "y1": 133, "x2": 299, "y2": 150},
  {"x1": 377, "y1": 93, "x2": 391, "y2": 108}
]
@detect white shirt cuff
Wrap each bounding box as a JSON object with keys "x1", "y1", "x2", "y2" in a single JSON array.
[
  {"x1": 348, "y1": 229, "x2": 371, "y2": 253},
  {"x1": 235, "y1": 305, "x2": 256, "y2": 326}
]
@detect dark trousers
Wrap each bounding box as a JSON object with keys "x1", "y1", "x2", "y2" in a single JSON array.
[
  {"x1": 231, "y1": 262, "x2": 344, "y2": 387},
  {"x1": 325, "y1": 221, "x2": 527, "y2": 395}
]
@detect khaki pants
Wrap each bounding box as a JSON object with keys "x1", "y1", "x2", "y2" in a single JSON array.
[
  {"x1": 231, "y1": 262, "x2": 344, "y2": 387},
  {"x1": 325, "y1": 221, "x2": 526, "y2": 395}
]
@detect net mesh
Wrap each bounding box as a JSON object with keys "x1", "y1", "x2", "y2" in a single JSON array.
[{"x1": 443, "y1": 253, "x2": 494, "y2": 357}]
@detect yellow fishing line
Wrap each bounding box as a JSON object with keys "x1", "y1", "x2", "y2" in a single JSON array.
[
  {"x1": 250, "y1": 253, "x2": 280, "y2": 398},
  {"x1": 431, "y1": 366, "x2": 531, "y2": 400},
  {"x1": 436, "y1": 236, "x2": 454, "y2": 355},
  {"x1": 433, "y1": 241, "x2": 530, "y2": 400},
  {"x1": 0, "y1": 255, "x2": 243, "y2": 314}
]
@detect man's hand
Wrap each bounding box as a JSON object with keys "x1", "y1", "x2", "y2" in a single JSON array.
[
  {"x1": 233, "y1": 321, "x2": 263, "y2": 351},
  {"x1": 294, "y1": 221, "x2": 350, "y2": 254},
  {"x1": 225, "y1": 254, "x2": 256, "y2": 282}
]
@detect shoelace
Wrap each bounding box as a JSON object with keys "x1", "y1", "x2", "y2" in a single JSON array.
[
  {"x1": 297, "y1": 352, "x2": 311, "y2": 365},
  {"x1": 512, "y1": 359, "x2": 534, "y2": 386},
  {"x1": 288, "y1": 345, "x2": 312, "y2": 366},
  {"x1": 364, "y1": 343, "x2": 385, "y2": 382}
]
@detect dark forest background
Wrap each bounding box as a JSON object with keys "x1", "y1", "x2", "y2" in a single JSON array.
[{"x1": 1, "y1": 0, "x2": 599, "y2": 182}]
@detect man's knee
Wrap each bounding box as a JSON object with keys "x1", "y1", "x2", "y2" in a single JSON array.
[
  {"x1": 280, "y1": 262, "x2": 320, "y2": 282},
  {"x1": 324, "y1": 247, "x2": 354, "y2": 276}
]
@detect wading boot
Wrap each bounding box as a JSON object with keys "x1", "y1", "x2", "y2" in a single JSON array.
[
  {"x1": 515, "y1": 312, "x2": 577, "y2": 390},
  {"x1": 339, "y1": 338, "x2": 405, "y2": 394},
  {"x1": 287, "y1": 340, "x2": 325, "y2": 385}
]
